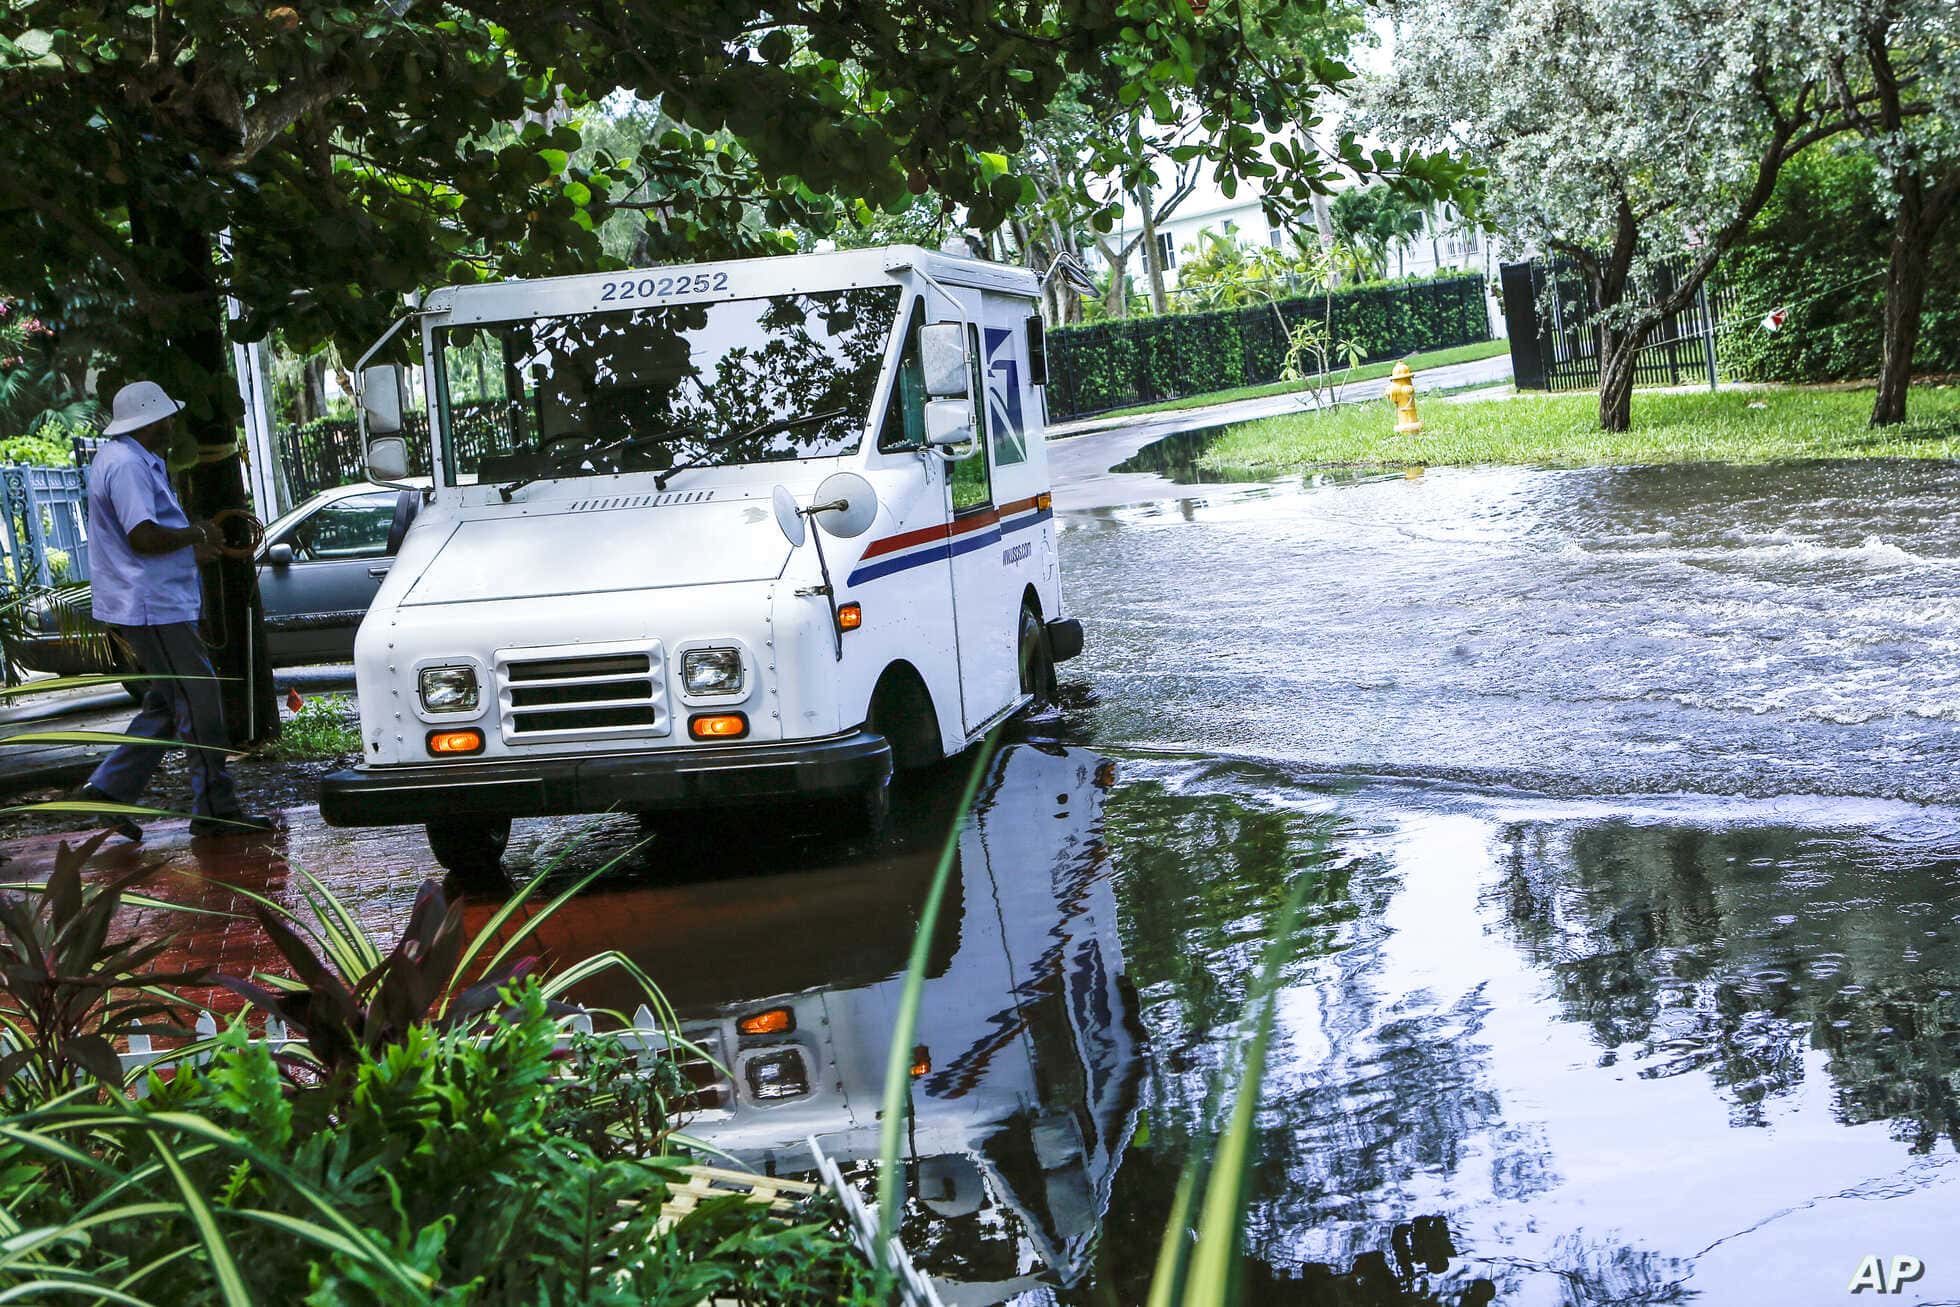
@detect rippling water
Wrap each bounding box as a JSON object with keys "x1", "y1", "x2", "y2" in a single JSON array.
[{"x1": 1064, "y1": 459, "x2": 1960, "y2": 803}]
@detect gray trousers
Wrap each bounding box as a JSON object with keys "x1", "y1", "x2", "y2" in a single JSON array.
[{"x1": 88, "y1": 621, "x2": 240, "y2": 818}]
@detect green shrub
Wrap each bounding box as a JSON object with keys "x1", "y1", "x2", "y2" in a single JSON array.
[
  {"x1": 0, "y1": 429, "x2": 80, "y2": 467},
  {"x1": 261, "y1": 690, "x2": 362, "y2": 760},
  {"x1": 2, "y1": 983, "x2": 882, "y2": 1305},
  {"x1": 1719, "y1": 150, "x2": 1960, "y2": 383},
  {"x1": 1046, "y1": 272, "x2": 1490, "y2": 417}
]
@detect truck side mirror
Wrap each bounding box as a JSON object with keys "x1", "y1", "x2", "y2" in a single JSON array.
[
  {"x1": 920, "y1": 323, "x2": 969, "y2": 399},
  {"x1": 359, "y1": 364, "x2": 405, "y2": 436},
  {"x1": 367, "y1": 435, "x2": 411, "y2": 483},
  {"x1": 924, "y1": 398, "x2": 974, "y2": 447}
]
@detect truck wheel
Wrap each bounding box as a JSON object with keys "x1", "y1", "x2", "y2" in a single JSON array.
[
  {"x1": 808, "y1": 779, "x2": 889, "y2": 842},
  {"x1": 859, "y1": 777, "x2": 891, "y2": 835},
  {"x1": 425, "y1": 816, "x2": 511, "y2": 885},
  {"x1": 1018, "y1": 605, "x2": 1058, "y2": 707}
]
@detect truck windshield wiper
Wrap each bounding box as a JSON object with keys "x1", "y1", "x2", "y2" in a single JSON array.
[
  {"x1": 498, "y1": 426, "x2": 702, "y2": 501},
  {"x1": 652, "y1": 407, "x2": 854, "y2": 491}
]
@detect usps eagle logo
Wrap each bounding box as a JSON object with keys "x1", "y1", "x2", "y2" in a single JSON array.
[{"x1": 983, "y1": 326, "x2": 1027, "y2": 465}]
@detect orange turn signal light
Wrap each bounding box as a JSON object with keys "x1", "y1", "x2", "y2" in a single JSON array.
[
  {"x1": 910, "y1": 1045, "x2": 931, "y2": 1077},
  {"x1": 689, "y1": 712, "x2": 749, "y2": 740},
  {"x1": 837, "y1": 602, "x2": 862, "y2": 632},
  {"x1": 738, "y1": 1007, "x2": 795, "y2": 1037},
  {"x1": 1036, "y1": 491, "x2": 1052, "y2": 511},
  {"x1": 427, "y1": 728, "x2": 483, "y2": 756}
]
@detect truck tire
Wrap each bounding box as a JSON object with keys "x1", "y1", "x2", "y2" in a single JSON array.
[
  {"x1": 806, "y1": 778, "x2": 889, "y2": 842},
  {"x1": 425, "y1": 815, "x2": 511, "y2": 885},
  {"x1": 1018, "y1": 605, "x2": 1057, "y2": 707}
]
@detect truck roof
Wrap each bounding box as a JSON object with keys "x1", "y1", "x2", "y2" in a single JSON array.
[{"x1": 420, "y1": 244, "x2": 1038, "y2": 325}]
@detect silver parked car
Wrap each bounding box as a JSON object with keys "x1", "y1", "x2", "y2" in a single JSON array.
[{"x1": 8, "y1": 480, "x2": 422, "y2": 689}]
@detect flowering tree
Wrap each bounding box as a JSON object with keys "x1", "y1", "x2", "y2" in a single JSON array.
[
  {"x1": 1368, "y1": 0, "x2": 1868, "y2": 431},
  {"x1": 1803, "y1": 2, "x2": 1960, "y2": 425}
]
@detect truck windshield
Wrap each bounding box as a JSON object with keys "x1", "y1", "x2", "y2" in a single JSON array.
[{"x1": 433, "y1": 285, "x2": 902, "y2": 486}]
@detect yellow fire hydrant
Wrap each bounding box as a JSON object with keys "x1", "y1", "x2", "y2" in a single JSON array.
[{"x1": 1387, "y1": 361, "x2": 1423, "y2": 435}]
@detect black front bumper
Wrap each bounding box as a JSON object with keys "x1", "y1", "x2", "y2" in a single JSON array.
[{"x1": 319, "y1": 729, "x2": 892, "y2": 827}]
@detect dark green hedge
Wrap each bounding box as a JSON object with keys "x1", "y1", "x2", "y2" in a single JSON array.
[
  {"x1": 1719, "y1": 150, "x2": 1960, "y2": 384},
  {"x1": 1045, "y1": 273, "x2": 1492, "y2": 418}
]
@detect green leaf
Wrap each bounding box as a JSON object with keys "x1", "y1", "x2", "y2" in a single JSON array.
[{"x1": 147, "y1": 1136, "x2": 251, "y2": 1307}]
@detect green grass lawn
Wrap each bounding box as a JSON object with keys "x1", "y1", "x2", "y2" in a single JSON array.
[
  {"x1": 1200, "y1": 382, "x2": 1960, "y2": 472},
  {"x1": 1085, "y1": 337, "x2": 1511, "y2": 421}
]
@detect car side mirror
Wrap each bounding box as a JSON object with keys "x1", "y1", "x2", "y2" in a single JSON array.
[
  {"x1": 267, "y1": 542, "x2": 294, "y2": 568},
  {"x1": 924, "y1": 398, "x2": 974, "y2": 447},
  {"x1": 359, "y1": 364, "x2": 405, "y2": 436},
  {"x1": 920, "y1": 323, "x2": 969, "y2": 399}
]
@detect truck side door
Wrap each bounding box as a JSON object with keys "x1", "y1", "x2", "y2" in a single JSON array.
[{"x1": 946, "y1": 322, "x2": 1020, "y2": 733}]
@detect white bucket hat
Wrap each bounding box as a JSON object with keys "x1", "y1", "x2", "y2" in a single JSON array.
[{"x1": 101, "y1": 380, "x2": 185, "y2": 437}]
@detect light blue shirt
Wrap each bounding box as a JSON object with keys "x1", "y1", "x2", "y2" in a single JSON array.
[{"x1": 87, "y1": 435, "x2": 202, "y2": 627}]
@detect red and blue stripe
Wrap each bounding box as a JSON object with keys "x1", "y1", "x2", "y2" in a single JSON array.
[{"x1": 846, "y1": 494, "x2": 1052, "y2": 585}]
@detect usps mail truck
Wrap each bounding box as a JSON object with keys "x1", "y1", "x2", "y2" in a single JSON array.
[{"x1": 319, "y1": 246, "x2": 1083, "y2": 880}]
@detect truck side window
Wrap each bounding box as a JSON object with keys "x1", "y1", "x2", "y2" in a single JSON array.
[
  {"x1": 949, "y1": 323, "x2": 992, "y2": 514},
  {"x1": 877, "y1": 305, "x2": 928, "y2": 453}
]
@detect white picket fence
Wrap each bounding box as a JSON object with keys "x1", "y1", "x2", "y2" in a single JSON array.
[{"x1": 115, "y1": 1004, "x2": 683, "y2": 1090}]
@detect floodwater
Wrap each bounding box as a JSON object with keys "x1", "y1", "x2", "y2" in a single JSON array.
[{"x1": 9, "y1": 447, "x2": 1960, "y2": 1303}]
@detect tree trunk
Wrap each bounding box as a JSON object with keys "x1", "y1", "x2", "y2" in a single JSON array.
[
  {"x1": 1870, "y1": 224, "x2": 1930, "y2": 426},
  {"x1": 128, "y1": 202, "x2": 276, "y2": 747},
  {"x1": 1870, "y1": 170, "x2": 1957, "y2": 426},
  {"x1": 1597, "y1": 326, "x2": 1641, "y2": 432},
  {"x1": 1310, "y1": 192, "x2": 1339, "y2": 288},
  {"x1": 301, "y1": 354, "x2": 327, "y2": 422},
  {"x1": 1136, "y1": 185, "x2": 1168, "y2": 315},
  {"x1": 1104, "y1": 249, "x2": 1130, "y2": 318}
]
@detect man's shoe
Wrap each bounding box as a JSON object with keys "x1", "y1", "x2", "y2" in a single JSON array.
[
  {"x1": 190, "y1": 812, "x2": 282, "y2": 839},
  {"x1": 77, "y1": 784, "x2": 142, "y2": 843}
]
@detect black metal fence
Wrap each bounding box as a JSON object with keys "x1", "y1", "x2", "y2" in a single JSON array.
[
  {"x1": 1043, "y1": 274, "x2": 1493, "y2": 419},
  {"x1": 1499, "y1": 259, "x2": 1740, "y2": 392},
  {"x1": 273, "y1": 401, "x2": 519, "y2": 503}
]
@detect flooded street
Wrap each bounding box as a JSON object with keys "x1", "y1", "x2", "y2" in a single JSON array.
[{"x1": 10, "y1": 444, "x2": 1960, "y2": 1303}]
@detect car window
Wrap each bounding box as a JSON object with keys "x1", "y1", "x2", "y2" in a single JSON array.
[{"x1": 288, "y1": 492, "x2": 396, "y2": 561}]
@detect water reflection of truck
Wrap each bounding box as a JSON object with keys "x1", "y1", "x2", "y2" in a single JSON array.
[{"x1": 563, "y1": 743, "x2": 1142, "y2": 1300}]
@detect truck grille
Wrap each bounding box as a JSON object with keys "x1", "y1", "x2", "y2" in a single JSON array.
[
  {"x1": 496, "y1": 643, "x2": 668, "y2": 741},
  {"x1": 675, "y1": 1025, "x2": 734, "y2": 1114}
]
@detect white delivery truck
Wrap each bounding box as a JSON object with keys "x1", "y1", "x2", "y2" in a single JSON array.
[{"x1": 319, "y1": 246, "x2": 1083, "y2": 879}]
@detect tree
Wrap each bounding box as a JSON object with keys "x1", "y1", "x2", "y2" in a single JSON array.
[
  {"x1": 1805, "y1": 2, "x2": 1960, "y2": 425},
  {"x1": 1371, "y1": 0, "x2": 1869, "y2": 431},
  {"x1": 0, "y1": 0, "x2": 1389, "y2": 741},
  {"x1": 1328, "y1": 186, "x2": 1427, "y2": 280}
]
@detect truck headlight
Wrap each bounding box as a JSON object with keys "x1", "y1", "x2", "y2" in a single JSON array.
[
  {"x1": 682, "y1": 648, "x2": 743, "y2": 697},
  {"x1": 418, "y1": 665, "x2": 480, "y2": 713},
  {"x1": 744, "y1": 1049, "x2": 810, "y2": 1101}
]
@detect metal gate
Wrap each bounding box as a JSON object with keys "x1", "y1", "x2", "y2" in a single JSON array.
[
  {"x1": 1, "y1": 462, "x2": 92, "y2": 588},
  {"x1": 1500, "y1": 258, "x2": 1736, "y2": 392}
]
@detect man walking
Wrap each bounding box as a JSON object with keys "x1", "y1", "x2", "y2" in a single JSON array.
[{"x1": 76, "y1": 380, "x2": 275, "y2": 840}]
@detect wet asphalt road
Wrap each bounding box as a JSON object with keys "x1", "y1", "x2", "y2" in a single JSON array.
[{"x1": 8, "y1": 407, "x2": 1960, "y2": 1304}]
